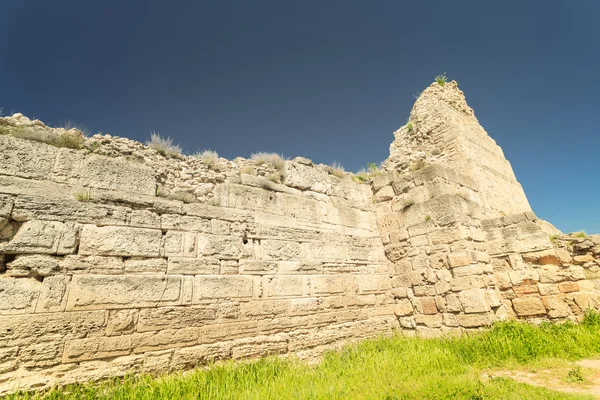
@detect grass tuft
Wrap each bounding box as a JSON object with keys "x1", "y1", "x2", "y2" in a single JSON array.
[
  {"x1": 406, "y1": 121, "x2": 413, "y2": 133},
  {"x1": 330, "y1": 162, "x2": 346, "y2": 178},
  {"x1": 73, "y1": 189, "x2": 93, "y2": 202},
  {"x1": 435, "y1": 72, "x2": 448, "y2": 86},
  {"x1": 146, "y1": 132, "x2": 182, "y2": 157},
  {"x1": 573, "y1": 231, "x2": 587, "y2": 238},
  {"x1": 11, "y1": 311, "x2": 600, "y2": 399},
  {"x1": 194, "y1": 150, "x2": 219, "y2": 167},
  {"x1": 250, "y1": 152, "x2": 286, "y2": 170},
  {"x1": 1, "y1": 125, "x2": 85, "y2": 149}
]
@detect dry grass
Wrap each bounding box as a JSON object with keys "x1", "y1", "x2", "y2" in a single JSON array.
[
  {"x1": 73, "y1": 189, "x2": 93, "y2": 202},
  {"x1": 194, "y1": 150, "x2": 219, "y2": 166},
  {"x1": 0, "y1": 125, "x2": 85, "y2": 149},
  {"x1": 251, "y1": 152, "x2": 286, "y2": 170},
  {"x1": 146, "y1": 132, "x2": 182, "y2": 157},
  {"x1": 330, "y1": 162, "x2": 346, "y2": 178}
]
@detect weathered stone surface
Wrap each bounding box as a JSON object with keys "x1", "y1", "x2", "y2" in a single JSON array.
[
  {"x1": 512, "y1": 297, "x2": 546, "y2": 317},
  {"x1": 0, "y1": 135, "x2": 57, "y2": 179},
  {"x1": 193, "y1": 276, "x2": 254, "y2": 301},
  {"x1": 0, "y1": 220, "x2": 79, "y2": 255},
  {"x1": 0, "y1": 277, "x2": 41, "y2": 315},
  {"x1": 79, "y1": 154, "x2": 157, "y2": 196},
  {"x1": 79, "y1": 225, "x2": 162, "y2": 257},
  {"x1": 67, "y1": 275, "x2": 183, "y2": 310}
]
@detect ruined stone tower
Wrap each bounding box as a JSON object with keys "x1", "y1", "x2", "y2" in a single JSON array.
[{"x1": 0, "y1": 81, "x2": 598, "y2": 393}]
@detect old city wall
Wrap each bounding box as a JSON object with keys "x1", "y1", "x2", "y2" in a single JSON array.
[{"x1": 1, "y1": 81, "x2": 599, "y2": 393}]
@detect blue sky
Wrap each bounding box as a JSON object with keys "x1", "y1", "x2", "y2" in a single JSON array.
[{"x1": 1, "y1": 0, "x2": 598, "y2": 233}]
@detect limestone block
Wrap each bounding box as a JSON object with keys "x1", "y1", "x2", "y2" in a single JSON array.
[
  {"x1": 124, "y1": 257, "x2": 167, "y2": 274},
  {"x1": 63, "y1": 335, "x2": 133, "y2": 362},
  {"x1": 447, "y1": 252, "x2": 473, "y2": 268},
  {"x1": 79, "y1": 154, "x2": 156, "y2": 196},
  {"x1": 393, "y1": 299, "x2": 414, "y2": 316},
  {"x1": 164, "y1": 231, "x2": 198, "y2": 258},
  {"x1": 573, "y1": 255, "x2": 595, "y2": 265},
  {"x1": 0, "y1": 347, "x2": 18, "y2": 374},
  {"x1": 0, "y1": 311, "x2": 106, "y2": 348},
  {"x1": 66, "y1": 275, "x2": 183, "y2": 310},
  {"x1": 220, "y1": 260, "x2": 239, "y2": 275},
  {"x1": 458, "y1": 288, "x2": 490, "y2": 313},
  {"x1": 283, "y1": 162, "x2": 331, "y2": 193},
  {"x1": 231, "y1": 334, "x2": 289, "y2": 359},
  {"x1": 171, "y1": 343, "x2": 232, "y2": 369},
  {"x1": 558, "y1": 282, "x2": 579, "y2": 293},
  {"x1": 20, "y1": 342, "x2": 62, "y2": 368},
  {"x1": 310, "y1": 275, "x2": 357, "y2": 295},
  {"x1": 358, "y1": 275, "x2": 392, "y2": 293},
  {"x1": 0, "y1": 135, "x2": 57, "y2": 179},
  {"x1": 0, "y1": 194, "x2": 14, "y2": 218},
  {"x1": 416, "y1": 297, "x2": 438, "y2": 315},
  {"x1": 538, "y1": 283, "x2": 560, "y2": 296},
  {"x1": 183, "y1": 202, "x2": 252, "y2": 223},
  {"x1": 193, "y1": 276, "x2": 254, "y2": 301},
  {"x1": 11, "y1": 195, "x2": 131, "y2": 226},
  {"x1": 61, "y1": 255, "x2": 124, "y2": 274},
  {"x1": 0, "y1": 277, "x2": 41, "y2": 315},
  {"x1": 445, "y1": 294, "x2": 462, "y2": 312},
  {"x1": 201, "y1": 235, "x2": 246, "y2": 259},
  {"x1": 372, "y1": 170, "x2": 399, "y2": 191},
  {"x1": 457, "y1": 313, "x2": 492, "y2": 328},
  {"x1": 239, "y1": 260, "x2": 278, "y2": 275},
  {"x1": 453, "y1": 264, "x2": 483, "y2": 277},
  {"x1": 415, "y1": 314, "x2": 443, "y2": 328},
  {"x1": 374, "y1": 186, "x2": 395, "y2": 202},
  {"x1": 134, "y1": 328, "x2": 201, "y2": 353},
  {"x1": 167, "y1": 257, "x2": 219, "y2": 275},
  {"x1": 79, "y1": 225, "x2": 162, "y2": 257},
  {"x1": 261, "y1": 240, "x2": 303, "y2": 261},
  {"x1": 0, "y1": 220, "x2": 79, "y2": 255},
  {"x1": 541, "y1": 296, "x2": 571, "y2": 318},
  {"x1": 6, "y1": 254, "x2": 61, "y2": 277},
  {"x1": 106, "y1": 309, "x2": 138, "y2": 336},
  {"x1": 128, "y1": 209, "x2": 161, "y2": 229},
  {"x1": 160, "y1": 214, "x2": 211, "y2": 233},
  {"x1": 36, "y1": 275, "x2": 69, "y2": 313},
  {"x1": 512, "y1": 297, "x2": 546, "y2": 317},
  {"x1": 263, "y1": 275, "x2": 305, "y2": 298},
  {"x1": 50, "y1": 148, "x2": 85, "y2": 183},
  {"x1": 202, "y1": 321, "x2": 259, "y2": 343}
]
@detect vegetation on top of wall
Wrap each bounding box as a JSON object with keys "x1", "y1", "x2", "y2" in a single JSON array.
[
  {"x1": 250, "y1": 152, "x2": 286, "y2": 170},
  {"x1": 0, "y1": 124, "x2": 85, "y2": 150},
  {"x1": 573, "y1": 231, "x2": 587, "y2": 238},
  {"x1": 146, "y1": 132, "x2": 182, "y2": 158},
  {"x1": 12, "y1": 311, "x2": 600, "y2": 400},
  {"x1": 435, "y1": 72, "x2": 447, "y2": 86},
  {"x1": 194, "y1": 149, "x2": 219, "y2": 165},
  {"x1": 353, "y1": 162, "x2": 381, "y2": 183},
  {"x1": 330, "y1": 162, "x2": 346, "y2": 178},
  {"x1": 406, "y1": 121, "x2": 413, "y2": 133}
]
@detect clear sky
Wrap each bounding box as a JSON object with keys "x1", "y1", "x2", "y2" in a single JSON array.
[{"x1": 1, "y1": 1, "x2": 598, "y2": 233}]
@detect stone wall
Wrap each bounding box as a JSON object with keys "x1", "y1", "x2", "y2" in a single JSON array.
[{"x1": 1, "y1": 81, "x2": 598, "y2": 394}]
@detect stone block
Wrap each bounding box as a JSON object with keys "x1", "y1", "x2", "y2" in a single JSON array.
[
  {"x1": 512, "y1": 297, "x2": 546, "y2": 317},
  {"x1": 66, "y1": 275, "x2": 183, "y2": 310},
  {"x1": 358, "y1": 275, "x2": 392, "y2": 293},
  {"x1": 263, "y1": 275, "x2": 305, "y2": 298},
  {"x1": 447, "y1": 252, "x2": 472, "y2": 268},
  {"x1": 0, "y1": 277, "x2": 41, "y2": 315},
  {"x1": 393, "y1": 299, "x2": 414, "y2": 316},
  {"x1": 61, "y1": 255, "x2": 124, "y2": 274},
  {"x1": 164, "y1": 231, "x2": 198, "y2": 258},
  {"x1": 558, "y1": 282, "x2": 579, "y2": 293},
  {"x1": 124, "y1": 257, "x2": 167, "y2": 274},
  {"x1": 106, "y1": 309, "x2": 138, "y2": 336},
  {"x1": 457, "y1": 313, "x2": 492, "y2": 328},
  {"x1": 79, "y1": 225, "x2": 162, "y2": 257},
  {"x1": 239, "y1": 260, "x2": 278, "y2": 275},
  {"x1": 160, "y1": 214, "x2": 211, "y2": 233},
  {"x1": 167, "y1": 257, "x2": 219, "y2": 275},
  {"x1": 310, "y1": 275, "x2": 357, "y2": 295},
  {"x1": 458, "y1": 289, "x2": 490, "y2": 313},
  {"x1": 0, "y1": 220, "x2": 79, "y2": 255},
  {"x1": 79, "y1": 154, "x2": 156, "y2": 196},
  {"x1": 0, "y1": 135, "x2": 57, "y2": 179},
  {"x1": 63, "y1": 335, "x2": 133, "y2": 362},
  {"x1": 193, "y1": 276, "x2": 254, "y2": 301},
  {"x1": 541, "y1": 296, "x2": 571, "y2": 318}
]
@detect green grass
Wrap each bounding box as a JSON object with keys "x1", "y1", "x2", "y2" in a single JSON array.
[
  {"x1": 7, "y1": 311, "x2": 600, "y2": 400},
  {"x1": 435, "y1": 72, "x2": 448, "y2": 86}
]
